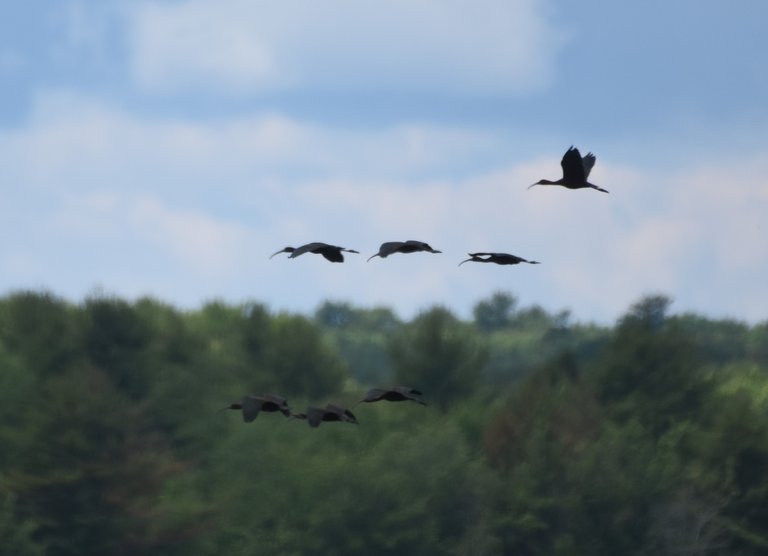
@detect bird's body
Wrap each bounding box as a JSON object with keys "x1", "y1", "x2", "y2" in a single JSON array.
[
  {"x1": 358, "y1": 386, "x2": 427, "y2": 406},
  {"x1": 293, "y1": 403, "x2": 359, "y2": 428},
  {"x1": 367, "y1": 240, "x2": 442, "y2": 261},
  {"x1": 459, "y1": 252, "x2": 541, "y2": 266},
  {"x1": 270, "y1": 242, "x2": 359, "y2": 263},
  {"x1": 222, "y1": 393, "x2": 292, "y2": 423},
  {"x1": 529, "y1": 146, "x2": 608, "y2": 193}
]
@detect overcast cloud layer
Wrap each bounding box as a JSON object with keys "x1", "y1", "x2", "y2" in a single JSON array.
[
  {"x1": 1, "y1": 0, "x2": 767, "y2": 323},
  {"x1": 129, "y1": 0, "x2": 563, "y2": 94}
]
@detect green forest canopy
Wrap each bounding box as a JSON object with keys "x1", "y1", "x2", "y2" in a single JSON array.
[{"x1": 1, "y1": 290, "x2": 767, "y2": 555}]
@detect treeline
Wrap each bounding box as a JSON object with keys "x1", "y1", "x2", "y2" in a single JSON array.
[{"x1": 0, "y1": 290, "x2": 767, "y2": 555}]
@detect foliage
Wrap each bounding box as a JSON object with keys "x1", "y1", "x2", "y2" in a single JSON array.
[
  {"x1": 0, "y1": 291, "x2": 767, "y2": 555},
  {"x1": 473, "y1": 291, "x2": 518, "y2": 331},
  {"x1": 388, "y1": 306, "x2": 487, "y2": 409}
]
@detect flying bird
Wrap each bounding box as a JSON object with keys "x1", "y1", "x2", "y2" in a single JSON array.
[
  {"x1": 357, "y1": 386, "x2": 427, "y2": 407},
  {"x1": 529, "y1": 146, "x2": 609, "y2": 193},
  {"x1": 270, "y1": 242, "x2": 359, "y2": 263},
  {"x1": 459, "y1": 252, "x2": 541, "y2": 266},
  {"x1": 293, "y1": 404, "x2": 359, "y2": 428},
  {"x1": 367, "y1": 240, "x2": 442, "y2": 261},
  {"x1": 221, "y1": 393, "x2": 291, "y2": 423}
]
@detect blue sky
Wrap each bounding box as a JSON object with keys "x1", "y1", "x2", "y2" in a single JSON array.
[{"x1": 2, "y1": 0, "x2": 767, "y2": 323}]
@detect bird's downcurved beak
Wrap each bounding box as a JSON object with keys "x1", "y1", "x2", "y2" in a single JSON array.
[
  {"x1": 269, "y1": 249, "x2": 286, "y2": 259},
  {"x1": 458, "y1": 258, "x2": 471, "y2": 266},
  {"x1": 366, "y1": 254, "x2": 379, "y2": 262}
]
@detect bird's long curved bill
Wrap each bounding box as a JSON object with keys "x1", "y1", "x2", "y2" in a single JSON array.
[
  {"x1": 458, "y1": 258, "x2": 472, "y2": 266},
  {"x1": 366, "y1": 254, "x2": 380, "y2": 262},
  {"x1": 269, "y1": 249, "x2": 287, "y2": 259}
]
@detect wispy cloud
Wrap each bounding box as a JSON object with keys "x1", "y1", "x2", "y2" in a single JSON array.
[
  {"x1": 127, "y1": 0, "x2": 566, "y2": 95},
  {"x1": 2, "y1": 94, "x2": 767, "y2": 322}
]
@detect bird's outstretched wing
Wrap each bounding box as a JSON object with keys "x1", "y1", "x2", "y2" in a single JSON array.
[
  {"x1": 561, "y1": 146, "x2": 586, "y2": 184},
  {"x1": 404, "y1": 240, "x2": 441, "y2": 253},
  {"x1": 394, "y1": 386, "x2": 427, "y2": 405},
  {"x1": 582, "y1": 152, "x2": 596, "y2": 179},
  {"x1": 304, "y1": 407, "x2": 325, "y2": 428},
  {"x1": 261, "y1": 394, "x2": 291, "y2": 416},
  {"x1": 321, "y1": 249, "x2": 344, "y2": 263},
  {"x1": 290, "y1": 242, "x2": 327, "y2": 258},
  {"x1": 241, "y1": 396, "x2": 263, "y2": 422},
  {"x1": 500, "y1": 254, "x2": 525, "y2": 264},
  {"x1": 361, "y1": 388, "x2": 388, "y2": 403},
  {"x1": 328, "y1": 404, "x2": 358, "y2": 422},
  {"x1": 368, "y1": 241, "x2": 405, "y2": 260},
  {"x1": 396, "y1": 386, "x2": 423, "y2": 396}
]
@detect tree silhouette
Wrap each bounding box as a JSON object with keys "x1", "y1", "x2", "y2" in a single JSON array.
[{"x1": 389, "y1": 306, "x2": 487, "y2": 409}]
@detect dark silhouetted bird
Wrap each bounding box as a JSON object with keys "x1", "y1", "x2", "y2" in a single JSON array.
[
  {"x1": 270, "y1": 242, "x2": 359, "y2": 263},
  {"x1": 221, "y1": 393, "x2": 291, "y2": 422},
  {"x1": 529, "y1": 146, "x2": 608, "y2": 193},
  {"x1": 459, "y1": 252, "x2": 541, "y2": 266},
  {"x1": 367, "y1": 240, "x2": 442, "y2": 261},
  {"x1": 293, "y1": 403, "x2": 359, "y2": 428},
  {"x1": 357, "y1": 386, "x2": 427, "y2": 406}
]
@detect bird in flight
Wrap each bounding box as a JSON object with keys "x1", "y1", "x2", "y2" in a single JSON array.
[
  {"x1": 529, "y1": 146, "x2": 608, "y2": 193},
  {"x1": 221, "y1": 393, "x2": 292, "y2": 422},
  {"x1": 293, "y1": 403, "x2": 359, "y2": 428},
  {"x1": 459, "y1": 252, "x2": 541, "y2": 266},
  {"x1": 367, "y1": 240, "x2": 442, "y2": 261},
  {"x1": 357, "y1": 386, "x2": 427, "y2": 407},
  {"x1": 270, "y1": 242, "x2": 359, "y2": 263}
]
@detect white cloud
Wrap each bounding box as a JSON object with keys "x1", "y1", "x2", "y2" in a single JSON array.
[
  {"x1": 127, "y1": 0, "x2": 565, "y2": 95},
  {"x1": 129, "y1": 196, "x2": 252, "y2": 273},
  {"x1": 2, "y1": 94, "x2": 768, "y2": 322},
  {"x1": 2, "y1": 91, "x2": 500, "y2": 198}
]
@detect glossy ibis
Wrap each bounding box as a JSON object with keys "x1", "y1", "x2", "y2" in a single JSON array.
[
  {"x1": 270, "y1": 242, "x2": 359, "y2": 263},
  {"x1": 529, "y1": 146, "x2": 608, "y2": 193},
  {"x1": 367, "y1": 240, "x2": 442, "y2": 261},
  {"x1": 358, "y1": 386, "x2": 427, "y2": 406},
  {"x1": 222, "y1": 393, "x2": 291, "y2": 422},
  {"x1": 293, "y1": 403, "x2": 359, "y2": 428},
  {"x1": 459, "y1": 252, "x2": 540, "y2": 266}
]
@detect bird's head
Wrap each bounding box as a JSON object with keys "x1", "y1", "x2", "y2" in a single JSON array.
[
  {"x1": 529, "y1": 179, "x2": 555, "y2": 188},
  {"x1": 269, "y1": 246, "x2": 295, "y2": 259}
]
